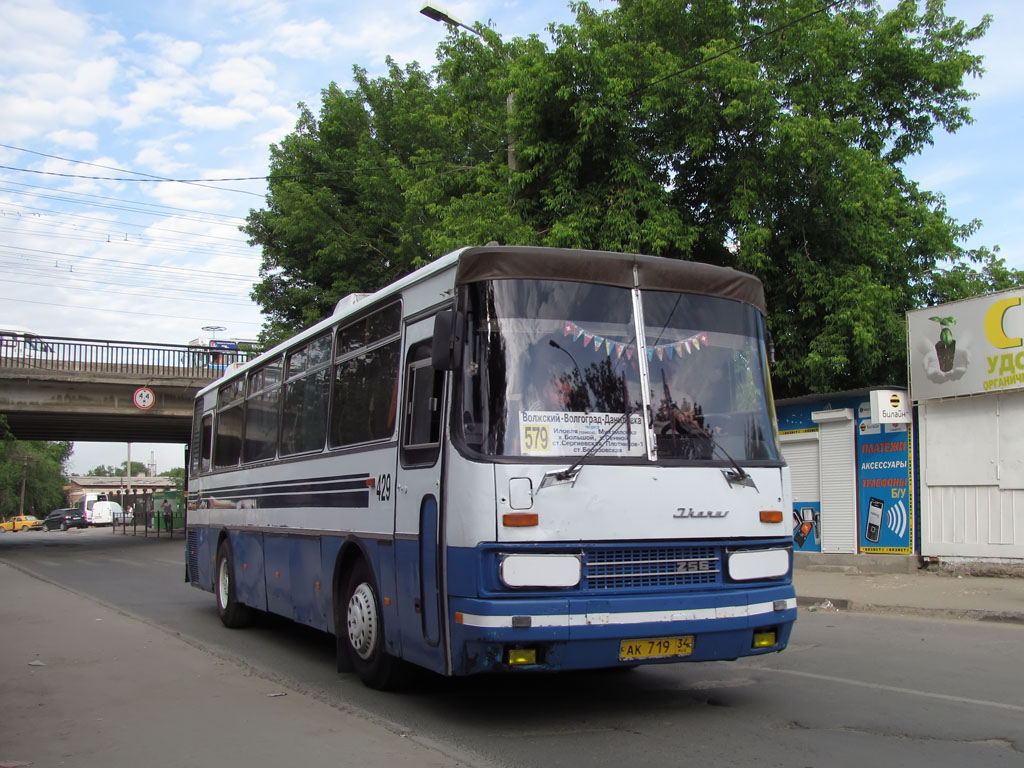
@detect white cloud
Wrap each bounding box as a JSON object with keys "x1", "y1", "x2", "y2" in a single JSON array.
[
  {"x1": 137, "y1": 33, "x2": 203, "y2": 67},
  {"x1": 252, "y1": 105, "x2": 301, "y2": 148},
  {"x1": 45, "y1": 130, "x2": 99, "y2": 151},
  {"x1": 74, "y1": 57, "x2": 120, "y2": 95},
  {"x1": 267, "y1": 19, "x2": 337, "y2": 59},
  {"x1": 209, "y1": 56, "x2": 276, "y2": 95},
  {"x1": 179, "y1": 104, "x2": 258, "y2": 130},
  {"x1": 118, "y1": 76, "x2": 203, "y2": 129},
  {"x1": 0, "y1": 0, "x2": 119, "y2": 72},
  {"x1": 133, "y1": 146, "x2": 189, "y2": 175}
]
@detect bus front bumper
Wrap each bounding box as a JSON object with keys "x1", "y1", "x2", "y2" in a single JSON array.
[{"x1": 447, "y1": 585, "x2": 797, "y2": 675}]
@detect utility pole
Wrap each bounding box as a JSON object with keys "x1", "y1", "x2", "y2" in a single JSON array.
[
  {"x1": 18, "y1": 456, "x2": 28, "y2": 516},
  {"x1": 123, "y1": 442, "x2": 132, "y2": 533}
]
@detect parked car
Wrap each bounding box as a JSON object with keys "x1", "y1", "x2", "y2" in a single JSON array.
[
  {"x1": 43, "y1": 508, "x2": 87, "y2": 531},
  {"x1": 0, "y1": 515, "x2": 45, "y2": 532}
]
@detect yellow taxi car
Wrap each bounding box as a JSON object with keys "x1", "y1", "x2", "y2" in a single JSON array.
[{"x1": 0, "y1": 515, "x2": 45, "y2": 532}]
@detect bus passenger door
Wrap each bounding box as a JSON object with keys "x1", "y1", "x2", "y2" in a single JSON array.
[{"x1": 393, "y1": 319, "x2": 447, "y2": 675}]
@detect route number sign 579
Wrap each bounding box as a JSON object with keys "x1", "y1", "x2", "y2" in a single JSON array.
[{"x1": 523, "y1": 424, "x2": 550, "y2": 452}]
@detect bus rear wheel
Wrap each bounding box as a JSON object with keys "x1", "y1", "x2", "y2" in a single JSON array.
[
  {"x1": 216, "y1": 540, "x2": 254, "y2": 629},
  {"x1": 342, "y1": 558, "x2": 408, "y2": 690}
]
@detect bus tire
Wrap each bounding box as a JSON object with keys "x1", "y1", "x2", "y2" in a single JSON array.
[
  {"x1": 342, "y1": 558, "x2": 408, "y2": 690},
  {"x1": 216, "y1": 540, "x2": 254, "y2": 629}
]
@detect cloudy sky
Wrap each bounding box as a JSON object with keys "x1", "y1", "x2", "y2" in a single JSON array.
[{"x1": 1, "y1": 0, "x2": 1019, "y2": 474}]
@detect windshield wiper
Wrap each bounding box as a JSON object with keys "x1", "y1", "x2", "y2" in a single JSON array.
[
  {"x1": 672, "y1": 419, "x2": 756, "y2": 489},
  {"x1": 659, "y1": 367, "x2": 753, "y2": 489},
  {"x1": 538, "y1": 411, "x2": 630, "y2": 490}
]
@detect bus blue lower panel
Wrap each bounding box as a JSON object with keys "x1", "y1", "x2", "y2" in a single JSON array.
[
  {"x1": 448, "y1": 585, "x2": 796, "y2": 676},
  {"x1": 231, "y1": 530, "x2": 267, "y2": 612}
]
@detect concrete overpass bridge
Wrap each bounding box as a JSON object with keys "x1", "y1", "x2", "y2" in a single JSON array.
[{"x1": 0, "y1": 335, "x2": 255, "y2": 443}]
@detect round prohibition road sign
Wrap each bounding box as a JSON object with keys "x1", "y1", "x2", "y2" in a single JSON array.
[{"x1": 133, "y1": 387, "x2": 156, "y2": 410}]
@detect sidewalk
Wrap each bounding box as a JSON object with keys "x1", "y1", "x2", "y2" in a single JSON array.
[
  {"x1": 0, "y1": 562, "x2": 477, "y2": 768},
  {"x1": 794, "y1": 558, "x2": 1024, "y2": 624}
]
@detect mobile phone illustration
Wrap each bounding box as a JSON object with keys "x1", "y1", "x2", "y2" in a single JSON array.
[
  {"x1": 866, "y1": 497, "x2": 883, "y2": 543},
  {"x1": 794, "y1": 520, "x2": 813, "y2": 547},
  {"x1": 800, "y1": 507, "x2": 820, "y2": 546}
]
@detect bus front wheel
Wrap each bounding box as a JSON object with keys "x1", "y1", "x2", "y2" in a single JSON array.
[
  {"x1": 216, "y1": 540, "x2": 254, "y2": 629},
  {"x1": 342, "y1": 558, "x2": 408, "y2": 690}
]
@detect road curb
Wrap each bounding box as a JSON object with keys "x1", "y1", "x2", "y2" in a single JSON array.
[{"x1": 797, "y1": 595, "x2": 1024, "y2": 625}]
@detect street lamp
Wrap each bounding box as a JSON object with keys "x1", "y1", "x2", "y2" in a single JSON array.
[
  {"x1": 419, "y1": 4, "x2": 480, "y2": 37},
  {"x1": 419, "y1": 4, "x2": 517, "y2": 174}
]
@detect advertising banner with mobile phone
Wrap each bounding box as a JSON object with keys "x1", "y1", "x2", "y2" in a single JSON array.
[{"x1": 857, "y1": 402, "x2": 914, "y2": 553}]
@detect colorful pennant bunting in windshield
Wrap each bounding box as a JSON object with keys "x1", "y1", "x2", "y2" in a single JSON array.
[{"x1": 562, "y1": 322, "x2": 708, "y2": 361}]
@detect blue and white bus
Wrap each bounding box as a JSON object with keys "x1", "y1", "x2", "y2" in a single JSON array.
[{"x1": 186, "y1": 245, "x2": 797, "y2": 689}]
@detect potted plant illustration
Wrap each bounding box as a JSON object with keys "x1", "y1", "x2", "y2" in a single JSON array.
[{"x1": 930, "y1": 315, "x2": 956, "y2": 372}]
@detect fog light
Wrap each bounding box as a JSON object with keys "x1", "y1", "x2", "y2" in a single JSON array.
[
  {"x1": 507, "y1": 648, "x2": 537, "y2": 665},
  {"x1": 752, "y1": 629, "x2": 777, "y2": 649}
]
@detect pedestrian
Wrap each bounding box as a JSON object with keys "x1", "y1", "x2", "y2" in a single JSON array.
[{"x1": 161, "y1": 499, "x2": 173, "y2": 533}]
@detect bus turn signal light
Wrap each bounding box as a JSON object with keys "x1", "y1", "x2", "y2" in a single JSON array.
[
  {"x1": 759, "y1": 510, "x2": 784, "y2": 523},
  {"x1": 502, "y1": 512, "x2": 539, "y2": 527}
]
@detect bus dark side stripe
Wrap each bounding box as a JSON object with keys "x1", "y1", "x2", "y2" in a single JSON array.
[{"x1": 192, "y1": 474, "x2": 371, "y2": 510}]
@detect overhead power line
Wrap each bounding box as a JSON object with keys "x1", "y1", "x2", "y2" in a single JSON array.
[
  {"x1": 0, "y1": 181, "x2": 248, "y2": 224},
  {"x1": 0, "y1": 244, "x2": 258, "y2": 283},
  {"x1": 0, "y1": 276, "x2": 256, "y2": 308},
  {"x1": 0, "y1": 144, "x2": 265, "y2": 197},
  {"x1": 0, "y1": 294, "x2": 262, "y2": 325},
  {"x1": 1, "y1": 201, "x2": 250, "y2": 245}
]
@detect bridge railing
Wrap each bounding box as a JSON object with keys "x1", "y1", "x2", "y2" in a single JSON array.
[{"x1": 0, "y1": 335, "x2": 257, "y2": 379}]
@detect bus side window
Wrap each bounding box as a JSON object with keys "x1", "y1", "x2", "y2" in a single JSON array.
[
  {"x1": 280, "y1": 333, "x2": 331, "y2": 457},
  {"x1": 200, "y1": 414, "x2": 213, "y2": 474},
  {"x1": 401, "y1": 342, "x2": 445, "y2": 467}
]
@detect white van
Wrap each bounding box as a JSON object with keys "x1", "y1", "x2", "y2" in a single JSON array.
[
  {"x1": 0, "y1": 324, "x2": 54, "y2": 360},
  {"x1": 78, "y1": 494, "x2": 120, "y2": 526},
  {"x1": 86, "y1": 500, "x2": 125, "y2": 526}
]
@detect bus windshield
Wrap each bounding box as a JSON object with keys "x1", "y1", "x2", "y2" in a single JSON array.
[{"x1": 455, "y1": 279, "x2": 780, "y2": 463}]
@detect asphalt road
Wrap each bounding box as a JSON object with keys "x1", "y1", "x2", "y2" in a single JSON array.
[{"x1": 3, "y1": 527, "x2": 1022, "y2": 767}]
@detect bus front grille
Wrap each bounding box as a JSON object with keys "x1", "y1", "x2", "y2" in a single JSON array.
[{"x1": 583, "y1": 545, "x2": 721, "y2": 591}]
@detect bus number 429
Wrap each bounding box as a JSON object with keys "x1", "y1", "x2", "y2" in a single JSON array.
[{"x1": 375, "y1": 473, "x2": 392, "y2": 502}]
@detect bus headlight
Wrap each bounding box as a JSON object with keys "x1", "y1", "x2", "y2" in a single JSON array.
[
  {"x1": 726, "y1": 548, "x2": 790, "y2": 581},
  {"x1": 499, "y1": 554, "x2": 582, "y2": 588}
]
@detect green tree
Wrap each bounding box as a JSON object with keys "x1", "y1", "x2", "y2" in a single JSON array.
[
  {"x1": 160, "y1": 467, "x2": 187, "y2": 492},
  {"x1": 244, "y1": 0, "x2": 996, "y2": 396},
  {"x1": 919, "y1": 247, "x2": 1024, "y2": 305},
  {"x1": 86, "y1": 461, "x2": 147, "y2": 477},
  {"x1": 0, "y1": 418, "x2": 72, "y2": 519}
]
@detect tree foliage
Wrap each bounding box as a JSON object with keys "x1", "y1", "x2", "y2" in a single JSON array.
[
  {"x1": 160, "y1": 467, "x2": 186, "y2": 492},
  {"x1": 244, "y1": 0, "x2": 1015, "y2": 395},
  {"x1": 85, "y1": 461, "x2": 148, "y2": 477},
  {"x1": 0, "y1": 418, "x2": 72, "y2": 519}
]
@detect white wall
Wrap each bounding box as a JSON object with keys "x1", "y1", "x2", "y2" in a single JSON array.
[{"x1": 919, "y1": 391, "x2": 1024, "y2": 559}]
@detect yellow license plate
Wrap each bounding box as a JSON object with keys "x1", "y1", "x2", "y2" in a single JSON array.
[{"x1": 619, "y1": 635, "x2": 694, "y2": 661}]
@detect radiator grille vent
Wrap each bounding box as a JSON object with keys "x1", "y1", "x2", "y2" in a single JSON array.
[{"x1": 583, "y1": 545, "x2": 721, "y2": 591}]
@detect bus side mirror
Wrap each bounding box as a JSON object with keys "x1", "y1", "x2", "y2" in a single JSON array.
[{"x1": 431, "y1": 310, "x2": 463, "y2": 371}]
